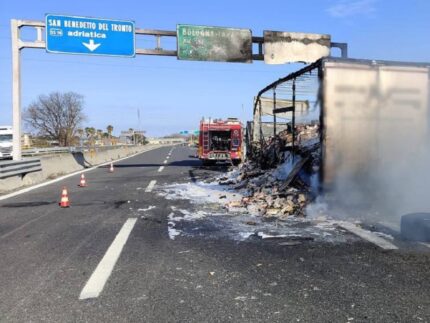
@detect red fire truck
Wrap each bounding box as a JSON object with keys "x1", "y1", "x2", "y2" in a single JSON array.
[{"x1": 198, "y1": 118, "x2": 243, "y2": 166}]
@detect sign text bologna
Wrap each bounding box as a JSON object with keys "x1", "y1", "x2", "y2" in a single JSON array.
[{"x1": 177, "y1": 24, "x2": 252, "y2": 63}]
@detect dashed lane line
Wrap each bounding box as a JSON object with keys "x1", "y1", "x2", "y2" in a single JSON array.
[
  {"x1": 145, "y1": 180, "x2": 157, "y2": 193},
  {"x1": 338, "y1": 222, "x2": 398, "y2": 250},
  {"x1": 163, "y1": 160, "x2": 168, "y2": 164},
  {"x1": 79, "y1": 218, "x2": 137, "y2": 300},
  {"x1": 158, "y1": 166, "x2": 165, "y2": 172}
]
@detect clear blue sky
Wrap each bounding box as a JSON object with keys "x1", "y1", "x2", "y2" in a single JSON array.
[{"x1": 1, "y1": 0, "x2": 429, "y2": 136}]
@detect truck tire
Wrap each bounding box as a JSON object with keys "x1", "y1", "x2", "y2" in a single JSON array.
[{"x1": 400, "y1": 213, "x2": 430, "y2": 242}]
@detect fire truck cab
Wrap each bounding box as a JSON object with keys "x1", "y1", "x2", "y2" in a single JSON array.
[{"x1": 198, "y1": 118, "x2": 242, "y2": 166}]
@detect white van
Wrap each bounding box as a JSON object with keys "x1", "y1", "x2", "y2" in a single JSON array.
[{"x1": 0, "y1": 126, "x2": 13, "y2": 159}]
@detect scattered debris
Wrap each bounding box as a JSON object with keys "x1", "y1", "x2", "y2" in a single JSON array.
[
  {"x1": 216, "y1": 123, "x2": 321, "y2": 220},
  {"x1": 245, "y1": 221, "x2": 257, "y2": 226},
  {"x1": 156, "y1": 124, "x2": 366, "y2": 243},
  {"x1": 138, "y1": 205, "x2": 156, "y2": 212},
  {"x1": 257, "y1": 232, "x2": 287, "y2": 239},
  {"x1": 168, "y1": 225, "x2": 181, "y2": 240},
  {"x1": 168, "y1": 213, "x2": 181, "y2": 240}
]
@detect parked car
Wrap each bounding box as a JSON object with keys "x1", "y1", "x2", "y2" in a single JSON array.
[{"x1": 0, "y1": 126, "x2": 13, "y2": 159}]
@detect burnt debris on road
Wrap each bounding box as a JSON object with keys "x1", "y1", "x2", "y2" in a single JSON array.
[{"x1": 219, "y1": 123, "x2": 321, "y2": 220}]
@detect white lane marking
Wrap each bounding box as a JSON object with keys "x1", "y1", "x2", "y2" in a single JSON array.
[
  {"x1": 166, "y1": 155, "x2": 170, "y2": 160},
  {"x1": 79, "y1": 218, "x2": 137, "y2": 300},
  {"x1": 158, "y1": 166, "x2": 165, "y2": 172},
  {"x1": 419, "y1": 242, "x2": 430, "y2": 249},
  {"x1": 338, "y1": 222, "x2": 398, "y2": 250},
  {"x1": 0, "y1": 146, "x2": 163, "y2": 202},
  {"x1": 163, "y1": 160, "x2": 168, "y2": 164},
  {"x1": 145, "y1": 180, "x2": 157, "y2": 193}
]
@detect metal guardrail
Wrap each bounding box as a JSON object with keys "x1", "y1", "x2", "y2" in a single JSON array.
[
  {"x1": 22, "y1": 147, "x2": 72, "y2": 156},
  {"x1": 0, "y1": 158, "x2": 42, "y2": 179},
  {"x1": 21, "y1": 144, "x2": 138, "y2": 157}
]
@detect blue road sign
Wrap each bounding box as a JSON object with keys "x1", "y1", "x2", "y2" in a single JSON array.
[{"x1": 45, "y1": 14, "x2": 135, "y2": 57}]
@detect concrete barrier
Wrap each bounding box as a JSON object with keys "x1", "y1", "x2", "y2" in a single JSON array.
[{"x1": 0, "y1": 144, "x2": 164, "y2": 194}]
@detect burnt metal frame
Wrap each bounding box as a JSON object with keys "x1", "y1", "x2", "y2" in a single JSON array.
[{"x1": 253, "y1": 59, "x2": 323, "y2": 155}]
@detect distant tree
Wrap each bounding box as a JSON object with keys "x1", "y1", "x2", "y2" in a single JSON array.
[
  {"x1": 107, "y1": 125, "x2": 113, "y2": 139},
  {"x1": 96, "y1": 129, "x2": 103, "y2": 140},
  {"x1": 76, "y1": 128, "x2": 84, "y2": 138},
  {"x1": 85, "y1": 127, "x2": 96, "y2": 145},
  {"x1": 76, "y1": 128, "x2": 84, "y2": 146},
  {"x1": 135, "y1": 133, "x2": 146, "y2": 144},
  {"x1": 85, "y1": 127, "x2": 95, "y2": 138},
  {"x1": 24, "y1": 91, "x2": 86, "y2": 146}
]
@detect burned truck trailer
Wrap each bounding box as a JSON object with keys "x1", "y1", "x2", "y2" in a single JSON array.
[
  {"x1": 251, "y1": 57, "x2": 430, "y2": 223},
  {"x1": 199, "y1": 118, "x2": 243, "y2": 166}
]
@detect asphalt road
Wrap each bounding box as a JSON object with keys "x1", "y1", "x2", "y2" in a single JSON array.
[{"x1": 0, "y1": 146, "x2": 429, "y2": 323}]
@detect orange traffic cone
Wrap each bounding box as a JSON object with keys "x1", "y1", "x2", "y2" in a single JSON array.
[
  {"x1": 79, "y1": 173, "x2": 87, "y2": 187},
  {"x1": 109, "y1": 162, "x2": 114, "y2": 173},
  {"x1": 59, "y1": 187, "x2": 70, "y2": 208}
]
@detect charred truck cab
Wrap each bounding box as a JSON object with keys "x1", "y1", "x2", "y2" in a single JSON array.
[{"x1": 198, "y1": 118, "x2": 242, "y2": 166}]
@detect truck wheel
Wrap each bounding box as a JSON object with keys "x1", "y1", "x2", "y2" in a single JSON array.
[{"x1": 400, "y1": 213, "x2": 430, "y2": 242}]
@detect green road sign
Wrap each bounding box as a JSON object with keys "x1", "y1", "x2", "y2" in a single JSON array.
[{"x1": 177, "y1": 24, "x2": 252, "y2": 63}]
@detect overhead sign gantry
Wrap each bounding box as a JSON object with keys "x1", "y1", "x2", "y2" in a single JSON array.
[{"x1": 10, "y1": 14, "x2": 348, "y2": 160}]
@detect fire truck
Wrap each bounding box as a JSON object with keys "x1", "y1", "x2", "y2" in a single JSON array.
[{"x1": 198, "y1": 118, "x2": 242, "y2": 166}]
